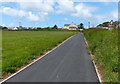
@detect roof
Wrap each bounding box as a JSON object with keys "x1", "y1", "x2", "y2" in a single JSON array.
[
  {"x1": 69, "y1": 27, "x2": 78, "y2": 29},
  {"x1": 64, "y1": 24, "x2": 70, "y2": 26}
]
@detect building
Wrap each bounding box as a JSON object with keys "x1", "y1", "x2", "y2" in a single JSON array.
[
  {"x1": 64, "y1": 24, "x2": 70, "y2": 29},
  {"x1": 64, "y1": 22, "x2": 78, "y2": 30},
  {"x1": 12, "y1": 27, "x2": 18, "y2": 30}
]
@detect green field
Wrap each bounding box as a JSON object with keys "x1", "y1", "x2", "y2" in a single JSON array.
[
  {"x1": 84, "y1": 29, "x2": 118, "y2": 82},
  {"x1": 2, "y1": 31, "x2": 76, "y2": 75}
]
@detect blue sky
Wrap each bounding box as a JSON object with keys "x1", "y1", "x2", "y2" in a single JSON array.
[{"x1": 0, "y1": 0, "x2": 118, "y2": 28}]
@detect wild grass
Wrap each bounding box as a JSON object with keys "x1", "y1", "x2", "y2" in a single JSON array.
[
  {"x1": 2, "y1": 31, "x2": 76, "y2": 75},
  {"x1": 84, "y1": 28, "x2": 118, "y2": 82},
  {"x1": 0, "y1": 30, "x2": 2, "y2": 78}
]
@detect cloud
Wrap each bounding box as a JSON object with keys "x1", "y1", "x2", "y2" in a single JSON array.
[
  {"x1": 0, "y1": 0, "x2": 119, "y2": 2},
  {"x1": 0, "y1": 0, "x2": 118, "y2": 24},
  {"x1": 55, "y1": 0, "x2": 74, "y2": 14},
  {"x1": 64, "y1": 18, "x2": 68, "y2": 21},
  {"x1": 111, "y1": 10, "x2": 118, "y2": 19},
  {"x1": 19, "y1": 0, "x2": 55, "y2": 13},
  {"x1": 98, "y1": 10, "x2": 118, "y2": 23},
  {"x1": 0, "y1": 6, "x2": 26, "y2": 17},
  {"x1": 0, "y1": 0, "x2": 56, "y2": 22},
  {"x1": 72, "y1": 3, "x2": 97, "y2": 19},
  {"x1": 8, "y1": 23, "x2": 14, "y2": 27},
  {"x1": 0, "y1": 6, "x2": 42, "y2": 22},
  {"x1": 27, "y1": 12, "x2": 40, "y2": 22},
  {"x1": 55, "y1": 1, "x2": 97, "y2": 20},
  {"x1": 85, "y1": 10, "x2": 118, "y2": 26},
  {"x1": 1, "y1": 24, "x2": 5, "y2": 26}
]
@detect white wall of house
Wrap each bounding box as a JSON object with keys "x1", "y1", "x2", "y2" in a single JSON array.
[
  {"x1": 12, "y1": 27, "x2": 18, "y2": 30},
  {"x1": 64, "y1": 26, "x2": 69, "y2": 29},
  {"x1": 64, "y1": 23, "x2": 78, "y2": 30}
]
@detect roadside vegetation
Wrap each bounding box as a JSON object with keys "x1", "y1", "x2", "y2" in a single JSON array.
[
  {"x1": 84, "y1": 28, "x2": 118, "y2": 82},
  {"x1": 0, "y1": 30, "x2": 2, "y2": 78},
  {"x1": 2, "y1": 31, "x2": 77, "y2": 75}
]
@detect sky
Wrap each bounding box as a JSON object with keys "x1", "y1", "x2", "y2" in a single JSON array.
[{"x1": 0, "y1": 0, "x2": 118, "y2": 28}]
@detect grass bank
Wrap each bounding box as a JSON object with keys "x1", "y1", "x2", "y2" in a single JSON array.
[
  {"x1": 0, "y1": 30, "x2": 2, "y2": 78},
  {"x1": 2, "y1": 31, "x2": 77, "y2": 75},
  {"x1": 84, "y1": 28, "x2": 118, "y2": 82}
]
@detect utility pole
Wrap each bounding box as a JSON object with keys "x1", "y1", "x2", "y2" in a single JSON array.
[
  {"x1": 19, "y1": 22, "x2": 21, "y2": 27},
  {"x1": 88, "y1": 22, "x2": 90, "y2": 28}
]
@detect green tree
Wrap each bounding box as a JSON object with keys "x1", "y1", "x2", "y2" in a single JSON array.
[
  {"x1": 97, "y1": 24, "x2": 102, "y2": 27},
  {"x1": 52, "y1": 25, "x2": 58, "y2": 29},
  {"x1": 79, "y1": 23, "x2": 84, "y2": 29},
  {"x1": 102, "y1": 22, "x2": 109, "y2": 27},
  {"x1": 97, "y1": 22, "x2": 109, "y2": 27},
  {"x1": 3, "y1": 27, "x2": 8, "y2": 29},
  {"x1": 0, "y1": 26, "x2": 8, "y2": 30}
]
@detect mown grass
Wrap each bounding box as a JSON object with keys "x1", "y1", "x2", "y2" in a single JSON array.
[
  {"x1": 84, "y1": 28, "x2": 118, "y2": 82},
  {"x1": 2, "y1": 31, "x2": 77, "y2": 75}
]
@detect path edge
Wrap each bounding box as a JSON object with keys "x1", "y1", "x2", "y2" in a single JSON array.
[{"x1": 84, "y1": 37, "x2": 103, "y2": 84}]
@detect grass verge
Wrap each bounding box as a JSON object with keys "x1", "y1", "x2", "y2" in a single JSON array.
[{"x1": 84, "y1": 28, "x2": 118, "y2": 82}]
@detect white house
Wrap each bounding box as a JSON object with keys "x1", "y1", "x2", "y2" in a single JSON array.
[
  {"x1": 64, "y1": 22, "x2": 78, "y2": 30},
  {"x1": 12, "y1": 27, "x2": 18, "y2": 30}
]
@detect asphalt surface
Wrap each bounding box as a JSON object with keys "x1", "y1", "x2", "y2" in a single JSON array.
[{"x1": 5, "y1": 32, "x2": 99, "y2": 82}]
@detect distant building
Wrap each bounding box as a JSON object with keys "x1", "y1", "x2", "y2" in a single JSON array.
[
  {"x1": 108, "y1": 20, "x2": 114, "y2": 30},
  {"x1": 11, "y1": 27, "x2": 28, "y2": 30},
  {"x1": 64, "y1": 22, "x2": 78, "y2": 30},
  {"x1": 101, "y1": 27, "x2": 109, "y2": 29},
  {"x1": 64, "y1": 24, "x2": 70, "y2": 29},
  {"x1": 97, "y1": 20, "x2": 117, "y2": 30},
  {"x1": 12, "y1": 27, "x2": 18, "y2": 30}
]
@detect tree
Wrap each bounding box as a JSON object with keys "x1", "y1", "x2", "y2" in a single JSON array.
[
  {"x1": 96, "y1": 22, "x2": 109, "y2": 27},
  {"x1": 46, "y1": 27, "x2": 50, "y2": 29},
  {"x1": 0, "y1": 26, "x2": 8, "y2": 30},
  {"x1": 3, "y1": 27, "x2": 8, "y2": 29},
  {"x1": 102, "y1": 22, "x2": 109, "y2": 27},
  {"x1": 52, "y1": 25, "x2": 58, "y2": 29},
  {"x1": 97, "y1": 24, "x2": 102, "y2": 27},
  {"x1": 79, "y1": 23, "x2": 84, "y2": 29},
  {"x1": 97, "y1": 21, "x2": 118, "y2": 28}
]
